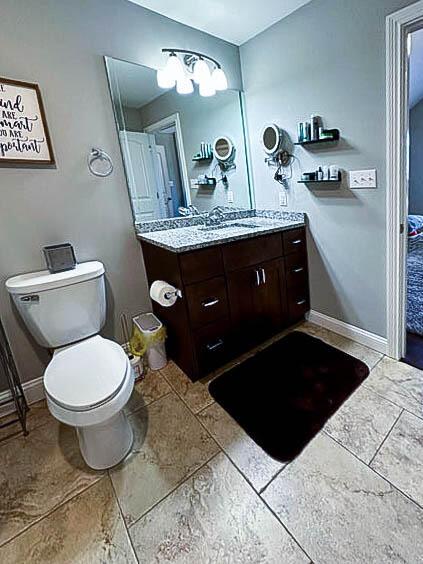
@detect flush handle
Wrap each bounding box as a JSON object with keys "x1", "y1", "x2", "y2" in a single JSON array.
[
  {"x1": 202, "y1": 298, "x2": 219, "y2": 308},
  {"x1": 20, "y1": 295, "x2": 39, "y2": 303}
]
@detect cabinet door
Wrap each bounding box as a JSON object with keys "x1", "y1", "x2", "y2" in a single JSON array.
[{"x1": 227, "y1": 259, "x2": 282, "y2": 351}]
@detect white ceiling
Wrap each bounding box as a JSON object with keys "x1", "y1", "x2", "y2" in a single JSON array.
[
  {"x1": 410, "y1": 29, "x2": 423, "y2": 108},
  {"x1": 128, "y1": 0, "x2": 312, "y2": 45}
]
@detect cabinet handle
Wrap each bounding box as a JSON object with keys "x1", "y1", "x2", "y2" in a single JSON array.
[
  {"x1": 206, "y1": 338, "x2": 224, "y2": 352},
  {"x1": 255, "y1": 269, "x2": 261, "y2": 286},
  {"x1": 293, "y1": 267, "x2": 304, "y2": 273},
  {"x1": 202, "y1": 298, "x2": 219, "y2": 308},
  {"x1": 296, "y1": 299, "x2": 306, "y2": 305},
  {"x1": 260, "y1": 267, "x2": 266, "y2": 285},
  {"x1": 292, "y1": 239, "x2": 302, "y2": 245}
]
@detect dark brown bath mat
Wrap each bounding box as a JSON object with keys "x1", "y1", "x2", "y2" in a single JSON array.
[{"x1": 209, "y1": 331, "x2": 369, "y2": 461}]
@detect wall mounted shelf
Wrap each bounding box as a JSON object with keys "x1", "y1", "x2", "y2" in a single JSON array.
[
  {"x1": 294, "y1": 137, "x2": 339, "y2": 147},
  {"x1": 297, "y1": 179, "x2": 341, "y2": 185},
  {"x1": 192, "y1": 156, "x2": 213, "y2": 162}
]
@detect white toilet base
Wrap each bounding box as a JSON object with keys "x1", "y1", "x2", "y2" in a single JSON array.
[{"x1": 77, "y1": 410, "x2": 133, "y2": 470}]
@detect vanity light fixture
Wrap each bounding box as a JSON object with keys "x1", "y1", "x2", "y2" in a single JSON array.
[{"x1": 157, "y1": 49, "x2": 228, "y2": 97}]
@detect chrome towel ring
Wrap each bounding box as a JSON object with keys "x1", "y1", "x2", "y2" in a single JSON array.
[{"x1": 88, "y1": 147, "x2": 113, "y2": 177}]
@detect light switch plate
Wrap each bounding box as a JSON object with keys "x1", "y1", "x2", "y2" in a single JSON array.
[
  {"x1": 279, "y1": 190, "x2": 287, "y2": 206},
  {"x1": 348, "y1": 169, "x2": 377, "y2": 188}
]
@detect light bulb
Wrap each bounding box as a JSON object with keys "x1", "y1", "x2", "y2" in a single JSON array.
[
  {"x1": 157, "y1": 68, "x2": 175, "y2": 89},
  {"x1": 192, "y1": 58, "x2": 210, "y2": 84},
  {"x1": 199, "y1": 74, "x2": 216, "y2": 97},
  {"x1": 211, "y1": 67, "x2": 228, "y2": 91},
  {"x1": 164, "y1": 53, "x2": 185, "y2": 81},
  {"x1": 176, "y1": 76, "x2": 194, "y2": 95}
]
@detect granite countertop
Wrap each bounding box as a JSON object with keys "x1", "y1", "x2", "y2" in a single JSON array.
[{"x1": 136, "y1": 209, "x2": 306, "y2": 253}]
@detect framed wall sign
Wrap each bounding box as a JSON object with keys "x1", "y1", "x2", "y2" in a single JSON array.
[{"x1": 0, "y1": 77, "x2": 55, "y2": 165}]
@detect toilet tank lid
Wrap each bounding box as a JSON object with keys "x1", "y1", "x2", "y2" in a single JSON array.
[{"x1": 5, "y1": 261, "x2": 105, "y2": 295}]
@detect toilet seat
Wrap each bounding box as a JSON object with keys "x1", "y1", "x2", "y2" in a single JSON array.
[{"x1": 44, "y1": 335, "x2": 128, "y2": 412}]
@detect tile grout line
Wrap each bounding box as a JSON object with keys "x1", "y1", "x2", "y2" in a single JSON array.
[
  {"x1": 127, "y1": 450, "x2": 222, "y2": 530},
  {"x1": 0, "y1": 473, "x2": 106, "y2": 549},
  {"x1": 324, "y1": 428, "x2": 423, "y2": 511},
  {"x1": 223, "y1": 453, "x2": 314, "y2": 564},
  {"x1": 106, "y1": 471, "x2": 140, "y2": 564},
  {"x1": 368, "y1": 408, "x2": 404, "y2": 467}
]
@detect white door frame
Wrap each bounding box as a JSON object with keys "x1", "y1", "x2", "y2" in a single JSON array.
[
  {"x1": 144, "y1": 112, "x2": 191, "y2": 206},
  {"x1": 386, "y1": 1, "x2": 423, "y2": 359}
]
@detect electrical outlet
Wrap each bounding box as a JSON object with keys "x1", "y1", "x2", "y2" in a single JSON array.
[
  {"x1": 348, "y1": 169, "x2": 377, "y2": 188},
  {"x1": 279, "y1": 190, "x2": 287, "y2": 206},
  {"x1": 227, "y1": 190, "x2": 234, "y2": 204},
  {"x1": 190, "y1": 178, "x2": 197, "y2": 188}
]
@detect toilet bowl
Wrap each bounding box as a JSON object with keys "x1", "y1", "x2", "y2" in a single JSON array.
[
  {"x1": 5, "y1": 261, "x2": 135, "y2": 470},
  {"x1": 44, "y1": 335, "x2": 134, "y2": 470}
]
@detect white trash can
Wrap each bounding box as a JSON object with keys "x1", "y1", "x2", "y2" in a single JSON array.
[{"x1": 133, "y1": 313, "x2": 167, "y2": 371}]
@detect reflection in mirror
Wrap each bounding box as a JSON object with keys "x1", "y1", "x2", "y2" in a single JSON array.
[{"x1": 105, "y1": 57, "x2": 253, "y2": 224}]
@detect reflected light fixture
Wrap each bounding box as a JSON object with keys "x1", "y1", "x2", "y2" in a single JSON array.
[{"x1": 157, "y1": 49, "x2": 228, "y2": 97}]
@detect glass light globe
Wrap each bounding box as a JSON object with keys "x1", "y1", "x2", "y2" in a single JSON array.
[
  {"x1": 176, "y1": 76, "x2": 194, "y2": 95},
  {"x1": 157, "y1": 68, "x2": 175, "y2": 89},
  {"x1": 211, "y1": 67, "x2": 228, "y2": 91},
  {"x1": 165, "y1": 53, "x2": 185, "y2": 81},
  {"x1": 192, "y1": 58, "x2": 210, "y2": 84},
  {"x1": 199, "y1": 75, "x2": 216, "y2": 97}
]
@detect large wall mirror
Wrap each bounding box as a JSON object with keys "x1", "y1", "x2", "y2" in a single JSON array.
[{"x1": 105, "y1": 56, "x2": 253, "y2": 225}]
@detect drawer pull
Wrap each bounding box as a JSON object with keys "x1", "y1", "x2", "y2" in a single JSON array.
[
  {"x1": 296, "y1": 299, "x2": 306, "y2": 306},
  {"x1": 293, "y1": 267, "x2": 304, "y2": 273},
  {"x1": 292, "y1": 239, "x2": 302, "y2": 245},
  {"x1": 255, "y1": 269, "x2": 261, "y2": 286},
  {"x1": 260, "y1": 268, "x2": 266, "y2": 285},
  {"x1": 202, "y1": 298, "x2": 219, "y2": 308},
  {"x1": 206, "y1": 338, "x2": 224, "y2": 352}
]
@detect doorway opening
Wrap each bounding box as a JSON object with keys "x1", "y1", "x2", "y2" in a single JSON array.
[{"x1": 386, "y1": 1, "x2": 423, "y2": 363}]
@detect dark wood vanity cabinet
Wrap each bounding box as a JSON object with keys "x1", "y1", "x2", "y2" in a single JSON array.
[{"x1": 141, "y1": 227, "x2": 309, "y2": 381}]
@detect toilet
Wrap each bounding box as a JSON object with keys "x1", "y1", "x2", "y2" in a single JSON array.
[{"x1": 5, "y1": 261, "x2": 134, "y2": 470}]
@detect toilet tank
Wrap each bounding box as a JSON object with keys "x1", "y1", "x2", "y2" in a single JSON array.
[{"x1": 6, "y1": 261, "x2": 106, "y2": 348}]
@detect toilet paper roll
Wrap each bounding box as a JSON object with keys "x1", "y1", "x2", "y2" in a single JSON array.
[{"x1": 150, "y1": 280, "x2": 178, "y2": 307}]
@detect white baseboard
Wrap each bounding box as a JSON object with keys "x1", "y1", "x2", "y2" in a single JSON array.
[
  {"x1": 0, "y1": 376, "x2": 45, "y2": 418},
  {"x1": 307, "y1": 310, "x2": 388, "y2": 355}
]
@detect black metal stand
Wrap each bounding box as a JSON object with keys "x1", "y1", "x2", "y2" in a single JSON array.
[{"x1": 0, "y1": 318, "x2": 29, "y2": 435}]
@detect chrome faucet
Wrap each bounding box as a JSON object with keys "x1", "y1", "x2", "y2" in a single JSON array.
[
  {"x1": 205, "y1": 206, "x2": 226, "y2": 226},
  {"x1": 178, "y1": 205, "x2": 200, "y2": 217}
]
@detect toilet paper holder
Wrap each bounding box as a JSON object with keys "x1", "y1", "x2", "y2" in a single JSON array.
[{"x1": 164, "y1": 288, "x2": 182, "y2": 300}]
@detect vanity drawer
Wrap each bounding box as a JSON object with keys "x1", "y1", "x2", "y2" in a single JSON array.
[
  {"x1": 283, "y1": 228, "x2": 306, "y2": 256},
  {"x1": 194, "y1": 317, "x2": 232, "y2": 374},
  {"x1": 222, "y1": 233, "x2": 283, "y2": 272},
  {"x1": 179, "y1": 246, "x2": 223, "y2": 285},
  {"x1": 285, "y1": 253, "x2": 308, "y2": 288},
  {"x1": 185, "y1": 276, "x2": 228, "y2": 329},
  {"x1": 287, "y1": 285, "x2": 310, "y2": 322}
]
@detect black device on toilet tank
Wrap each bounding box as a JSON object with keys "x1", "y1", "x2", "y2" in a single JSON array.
[{"x1": 43, "y1": 243, "x2": 76, "y2": 273}]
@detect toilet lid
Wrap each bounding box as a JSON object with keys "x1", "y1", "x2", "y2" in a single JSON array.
[{"x1": 44, "y1": 336, "x2": 128, "y2": 411}]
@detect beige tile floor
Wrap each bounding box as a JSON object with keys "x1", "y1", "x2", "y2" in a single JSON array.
[{"x1": 0, "y1": 322, "x2": 422, "y2": 563}]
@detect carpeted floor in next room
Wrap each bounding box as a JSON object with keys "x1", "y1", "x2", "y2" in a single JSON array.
[{"x1": 0, "y1": 321, "x2": 422, "y2": 563}]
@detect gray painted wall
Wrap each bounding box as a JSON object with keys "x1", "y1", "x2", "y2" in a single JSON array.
[
  {"x1": 139, "y1": 89, "x2": 251, "y2": 210},
  {"x1": 0, "y1": 0, "x2": 241, "y2": 390},
  {"x1": 240, "y1": 0, "x2": 414, "y2": 338},
  {"x1": 409, "y1": 99, "x2": 423, "y2": 215}
]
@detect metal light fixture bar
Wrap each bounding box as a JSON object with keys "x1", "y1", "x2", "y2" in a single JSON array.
[{"x1": 161, "y1": 48, "x2": 222, "y2": 69}]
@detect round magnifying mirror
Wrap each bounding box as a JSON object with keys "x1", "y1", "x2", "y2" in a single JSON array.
[
  {"x1": 261, "y1": 123, "x2": 283, "y2": 156},
  {"x1": 213, "y1": 136, "x2": 234, "y2": 162}
]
